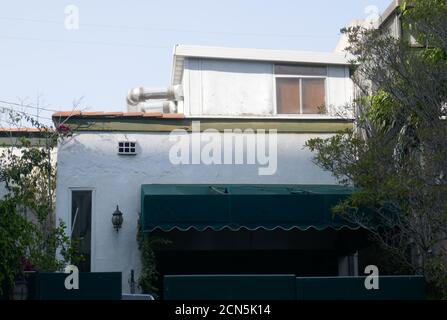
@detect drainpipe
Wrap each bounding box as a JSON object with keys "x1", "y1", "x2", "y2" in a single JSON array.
[{"x1": 127, "y1": 85, "x2": 183, "y2": 113}]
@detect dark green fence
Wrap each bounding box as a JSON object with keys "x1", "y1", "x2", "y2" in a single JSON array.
[
  {"x1": 164, "y1": 275, "x2": 425, "y2": 300},
  {"x1": 295, "y1": 276, "x2": 425, "y2": 300},
  {"x1": 164, "y1": 275, "x2": 296, "y2": 300},
  {"x1": 27, "y1": 272, "x2": 122, "y2": 300}
]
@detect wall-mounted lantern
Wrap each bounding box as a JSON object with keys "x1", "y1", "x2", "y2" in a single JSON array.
[{"x1": 112, "y1": 205, "x2": 123, "y2": 232}]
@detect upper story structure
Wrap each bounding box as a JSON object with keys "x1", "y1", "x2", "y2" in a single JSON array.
[
  {"x1": 335, "y1": 0, "x2": 420, "y2": 53},
  {"x1": 126, "y1": 45, "x2": 354, "y2": 120}
]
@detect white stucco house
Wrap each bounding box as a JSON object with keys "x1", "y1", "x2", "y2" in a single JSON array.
[{"x1": 52, "y1": 45, "x2": 364, "y2": 295}]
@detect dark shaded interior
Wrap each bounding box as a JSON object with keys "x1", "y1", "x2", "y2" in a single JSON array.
[{"x1": 152, "y1": 229, "x2": 369, "y2": 295}]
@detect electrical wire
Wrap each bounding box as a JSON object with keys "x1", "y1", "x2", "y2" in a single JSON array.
[
  {"x1": 0, "y1": 105, "x2": 54, "y2": 121},
  {"x1": 0, "y1": 100, "x2": 61, "y2": 113},
  {"x1": 0, "y1": 35, "x2": 171, "y2": 49},
  {"x1": 0, "y1": 16, "x2": 339, "y2": 39}
]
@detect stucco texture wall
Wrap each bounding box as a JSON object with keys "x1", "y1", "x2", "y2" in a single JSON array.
[{"x1": 55, "y1": 131, "x2": 337, "y2": 293}]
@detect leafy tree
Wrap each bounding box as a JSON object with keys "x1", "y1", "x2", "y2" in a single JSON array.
[
  {"x1": 306, "y1": 0, "x2": 447, "y2": 296},
  {"x1": 0, "y1": 109, "x2": 81, "y2": 296},
  {"x1": 0, "y1": 198, "x2": 34, "y2": 295}
]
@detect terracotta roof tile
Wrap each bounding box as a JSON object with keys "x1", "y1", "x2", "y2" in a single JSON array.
[
  {"x1": 0, "y1": 128, "x2": 51, "y2": 133},
  {"x1": 142, "y1": 112, "x2": 163, "y2": 118},
  {"x1": 161, "y1": 113, "x2": 185, "y2": 119},
  {"x1": 52, "y1": 111, "x2": 82, "y2": 117},
  {"x1": 79, "y1": 112, "x2": 106, "y2": 116},
  {"x1": 51, "y1": 111, "x2": 185, "y2": 119},
  {"x1": 122, "y1": 112, "x2": 145, "y2": 117},
  {"x1": 102, "y1": 112, "x2": 124, "y2": 116}
]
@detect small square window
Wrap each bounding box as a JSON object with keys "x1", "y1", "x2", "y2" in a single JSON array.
[{"x1": 118, "y1": 141, "x2": 137, "y2": 155}]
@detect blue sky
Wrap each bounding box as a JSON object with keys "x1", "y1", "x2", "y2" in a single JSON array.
[{"x1": 0, "y1": 0, "x2": 391, "y2": 124}]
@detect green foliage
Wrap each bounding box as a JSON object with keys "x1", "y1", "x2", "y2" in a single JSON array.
[
  {"x1": 362, "y1": 91, "x2": 401, "y2": 132},
  {"x1": 0, "y1": 110, "x2": 80, "y2": 295},
  {"x1": 0, "y1": 139, "x2": 55, "y2": 222},
  {"x1": 0, "y1": 199, "x2": 82, "y2": 294},
  {"x1": 137, "y1": 221, "x2": 171, "y2": 297},
  {"x1": 425, "y1": 255, "x2": 447, "y2": 298},
  {"x1": 308, "y1": 0, "x2": 447, "y2": 298},
  {"x1": 305, "y1": 129, "x2": 365, "y2": 185},
  {"x1": 27, "y1": 219, "x2": 83, "y2": 272},
  {"x1": 402, "y1": 0, "x2": 447, "y2": 50},
  {"x1": 0, "y1": 199, "x2": 35, "y2": 294}
]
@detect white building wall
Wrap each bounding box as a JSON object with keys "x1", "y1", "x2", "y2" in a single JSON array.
[
  {"x1": 327, "y1": 65, "x2": 354, "y2": 117},
  {"x1": 200, "y1": 59, "x2": 274, "y2": 116},
  {"x1": 183, "y1": 58, "x2": 353, "y2": 117},
  {"x1": 55, "y1": 131, "x2": 338, "y2": 293}
]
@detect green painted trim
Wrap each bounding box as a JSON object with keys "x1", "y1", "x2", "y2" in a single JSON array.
[
  {"x1": 0, "y1": 137, "x2": 55, "y2": 147},
  {"x1": 0, "y1": 137, "x2": 56, "y2": 147},
  {"x1": 59, "y1": 117, "x2": 353, "y2": 133}
]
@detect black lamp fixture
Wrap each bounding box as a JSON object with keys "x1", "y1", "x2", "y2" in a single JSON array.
[{"x1": 112, "y1": 205, "x2": 123, "y2": 232}]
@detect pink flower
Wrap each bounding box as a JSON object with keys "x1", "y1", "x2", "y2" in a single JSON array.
[
  {"x1": 20, "y1": 256, "x2": 34, "y2": 271},
  {"x1": 57, "y1": 124, "x2": 71, "y2": 133}
]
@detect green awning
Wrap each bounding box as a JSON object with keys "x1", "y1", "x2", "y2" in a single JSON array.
[{"x1": 141, "y1": 184, "x2": 359, "y2": 232}]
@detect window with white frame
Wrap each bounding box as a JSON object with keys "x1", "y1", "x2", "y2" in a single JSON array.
[
  {"x1": 118, "y1": 141, "x2": 137, "y2": 155},
  {"x1": 275, "y1": 64, "x2": 327, "y2": 114}
]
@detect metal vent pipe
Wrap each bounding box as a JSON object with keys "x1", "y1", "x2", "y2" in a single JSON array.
[{"x1": 126, "y1": 85, "x2": 183, "y2": 112}]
